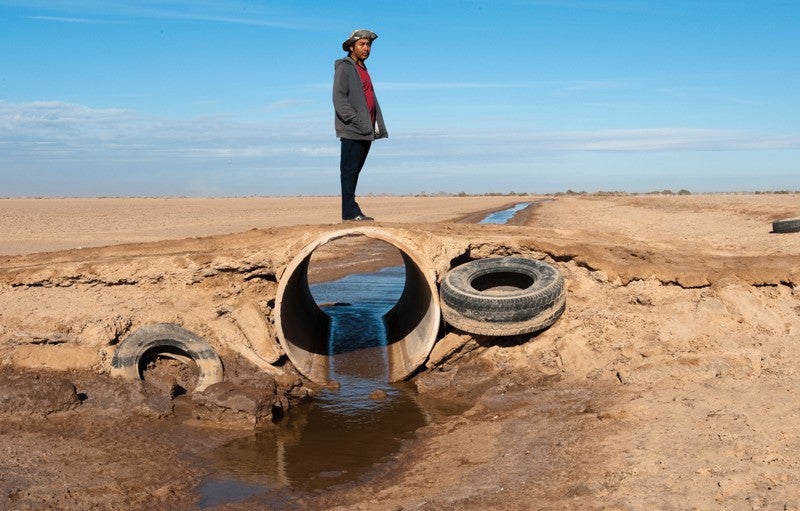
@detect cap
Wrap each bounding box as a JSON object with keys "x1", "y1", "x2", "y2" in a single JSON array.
[{"x1": 342, "y1": 29, "x2": 378, "y2": 52}]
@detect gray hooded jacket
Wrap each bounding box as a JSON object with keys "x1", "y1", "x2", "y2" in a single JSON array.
[{"x1": 333, "y1": 57, "x2": 388, "y2": 141}]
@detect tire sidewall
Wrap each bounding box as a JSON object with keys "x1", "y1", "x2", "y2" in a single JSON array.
[
  {"x1": 440, "y1": 256, "x2": 566, "y2": 331},
  {"x1": 773, "y1": 218, "x2": 800, "y2": 233},
  {"x1": 111, "y1": 323, "x2": 223, "y2": 392}
]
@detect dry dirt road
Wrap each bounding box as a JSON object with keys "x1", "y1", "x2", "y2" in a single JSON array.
[{"x1": 0, "y1": 193, "x2": 799, "y2": 511}]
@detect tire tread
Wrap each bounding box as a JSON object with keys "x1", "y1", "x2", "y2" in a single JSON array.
[{"x1": 440, "y1": 257, "x2": 566, "y2": 336}]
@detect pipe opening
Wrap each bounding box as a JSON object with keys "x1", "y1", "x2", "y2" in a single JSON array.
[
  {"x1": 275, "y1": 227, "x2": 440, "y2": 383},
  {"x1": 309, "y1": 238, "x2": 403, "y2": 382}
]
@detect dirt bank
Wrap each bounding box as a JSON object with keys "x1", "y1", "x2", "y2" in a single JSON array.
[{"x1": 1, "y1": 193, "x2": 799, "y2": 510}]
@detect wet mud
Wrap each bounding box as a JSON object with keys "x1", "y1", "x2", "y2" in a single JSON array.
[{"x1": 1, "y1": 194, "x2": 799, "y2": 510}]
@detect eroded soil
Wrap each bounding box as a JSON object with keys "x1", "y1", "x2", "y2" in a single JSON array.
[{"x1": 1, "y1": 194, "x2": 799, "y2": 510}]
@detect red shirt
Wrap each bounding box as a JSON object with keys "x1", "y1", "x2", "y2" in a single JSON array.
[{"x1": 355, "y1": 64, "x2": 376, "y2": 126}]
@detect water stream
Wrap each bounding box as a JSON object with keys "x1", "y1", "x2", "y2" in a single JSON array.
[
  {"x1": 199, "y1": 202, "x2": 532, "y2": 507},
  {"x1": 480, "y1": 201, "x2": 531, "y2": 224},
  {"x1": 200, "y1": 266, "x2": 425, "y2": 507}
]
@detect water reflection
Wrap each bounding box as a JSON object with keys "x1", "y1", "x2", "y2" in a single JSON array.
[
  {"x1": 480, "y1": 202, "x2": 531, "y2": 224},
  {"x1": 200, "y1": 203, "x2": 538, "y2": 506},
  {"x1": 202, "y1": 378, "x2": 425, "y2": 493},
  {"x1": 202, "y1": 264, "x2": 428, "y2": 505}
]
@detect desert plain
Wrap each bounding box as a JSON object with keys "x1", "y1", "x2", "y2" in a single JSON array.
[{"x1": 0, "y1": 193, "x2": 799, "y2": 510}]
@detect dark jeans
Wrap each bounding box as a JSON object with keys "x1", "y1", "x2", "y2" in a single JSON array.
[{"x1": 340, "y1": 138, "x2": 372, "y2": 219}]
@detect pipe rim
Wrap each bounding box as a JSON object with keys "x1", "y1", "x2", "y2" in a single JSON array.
[{"x1": 274, "y1": 227, "x2": 440, "y2": 383}]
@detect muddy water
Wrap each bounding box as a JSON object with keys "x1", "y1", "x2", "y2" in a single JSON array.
[
  {"x1": 200, "y1": 204, "x2": 533, "y2": 507},
  {"x1": 200, "y1": 265, "x2": 427, "y2": 507}
]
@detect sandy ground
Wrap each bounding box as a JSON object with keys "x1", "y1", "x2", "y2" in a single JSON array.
[
  {"x1": 0, "y1": 196, "x2": 525, "y2": 256},
  {"x1": 1, "y1": 193, "x2": 799, "y2": 510}
]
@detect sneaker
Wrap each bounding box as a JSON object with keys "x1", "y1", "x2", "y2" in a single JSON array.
[{"x1": 343, "y1": 214, "x2": 374, "y2": 221}]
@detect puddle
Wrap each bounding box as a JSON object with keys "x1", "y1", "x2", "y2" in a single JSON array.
[
  {"x1": 199, "y1": 374, "x2": 425, "y2": 501},
  {"x1": 200, "y1": 264, "x2": 427, "y2": 507},
  {"x1": 200, "y1": 204, "x2": 536, "y2": 507}
]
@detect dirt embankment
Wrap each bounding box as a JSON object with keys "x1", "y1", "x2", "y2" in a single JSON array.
[{"x1": 0, "y1": 193, "x2": 799, "y2": 510}]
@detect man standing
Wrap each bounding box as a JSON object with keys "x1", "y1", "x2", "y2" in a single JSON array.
[{"x1": 332, "y1": 29, "x2": 388, "y2": 222}]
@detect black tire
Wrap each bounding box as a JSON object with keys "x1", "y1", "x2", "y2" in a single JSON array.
[
  {"x1": 440, "y1": 257, "x2": 566, "y2": 336},
  {"x1": 111, "y1": 323, "x2": 223, "y2": 392},
  {"x1": 772, "y1": 218, "x2": 800, "y2": 233}
]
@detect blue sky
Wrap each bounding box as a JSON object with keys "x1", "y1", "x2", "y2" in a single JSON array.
[{"x1": 1, "y1": 0, "x2": 798, "y2": 197}]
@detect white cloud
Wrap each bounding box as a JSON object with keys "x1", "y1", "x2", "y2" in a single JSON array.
[
  {"x1": 378, "y1": 80, "x2": 620, "y2": 91},
  {"x1": 391, "y1": 128, "x2": 800, "y2": 154},
  {"x1": 539, "y1": 128, "x2": 800, "y2": 151},
  {"x1": 0, "y1": 100, "x2": 328, "y2": 154},
  {"x1": 6, "y1": 0, "x2": 316, "y2": 29},
  {"x1": 2, "y1": 100, "x2": 798, "y2": 196},
  {"x1": 263, "y1": 99, "x2": 314, "y2": 112},
  {"x1": 4, "y1": 101, "x2": 798, "y2": 157},
  {"x1": 29, "y1": 15, "x2": 117, "y2": 23},
  {"x1": 518, "y1": 0, "x2": 657, "y2": 13}
]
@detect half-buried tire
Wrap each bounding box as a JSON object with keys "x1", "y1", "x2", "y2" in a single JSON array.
[
  {"x1": 772, "y1": 218, "x2": 800, "y2": 233},
  {"x1": 111, "y1": 323, "x2": 223, "y2": 392},
  {"x1": 440, "y1": 256, "x2": 566, "y2": 336}
]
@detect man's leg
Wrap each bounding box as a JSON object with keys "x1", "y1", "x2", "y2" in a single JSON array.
[{"x1": 340, "y1": 138, "x2": 372, "y2": 219}]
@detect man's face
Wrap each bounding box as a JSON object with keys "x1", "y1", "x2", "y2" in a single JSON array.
[{"x1": 350, "y1": 38, "x2": 372, "y2": 61}]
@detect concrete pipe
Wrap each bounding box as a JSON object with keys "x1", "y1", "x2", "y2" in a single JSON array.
[{"x1": 274, "y1": 227, "x2": 440, "y2": 383}]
